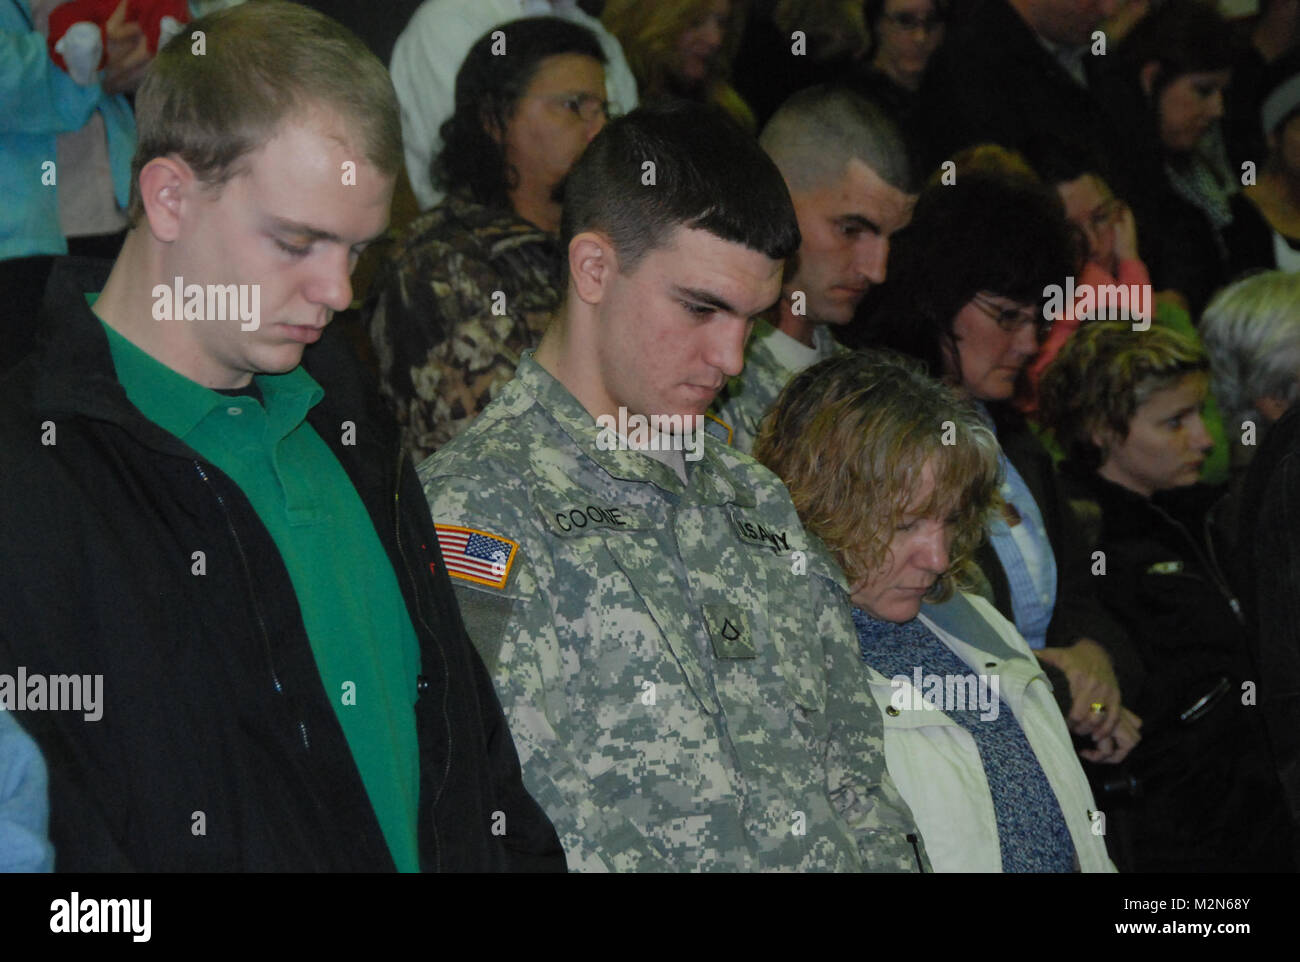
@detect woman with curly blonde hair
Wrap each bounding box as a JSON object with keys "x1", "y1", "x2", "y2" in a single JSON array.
[
  {"x1": 756, "y1": 349, "x2": 1113, "y2": 872},
  {"x1": 602, "y1": 0, "x2": 755, "y2": 129}
]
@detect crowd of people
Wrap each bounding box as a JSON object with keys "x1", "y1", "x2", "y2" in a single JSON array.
[{"x1": 3, "y1": 0, "x2": 1300, "y2": 874}]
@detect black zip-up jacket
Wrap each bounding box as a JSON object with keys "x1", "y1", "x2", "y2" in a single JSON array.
[
  {"x1": 1057, "y1": 463, "x2": 1293, "y2": 870},
  {"x1": 1057, "y1": 465, "x2": 1246, "y2": 729},
  {"x1": 0, "y1": 258, "x2": 564, "y2": 872}
]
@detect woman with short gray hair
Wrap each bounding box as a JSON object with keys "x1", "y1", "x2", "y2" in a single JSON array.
[
  {"x1": 1201, "y1": 271, "x2": 1300, "y2": 440},
  {"x1": 1199, "y1": 271, "x2": 1300, "y2": 549}
]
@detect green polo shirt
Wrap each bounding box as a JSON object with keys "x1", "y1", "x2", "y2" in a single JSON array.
[{"x1": 97, "y1": 310, "x2": 421, "y2": 872}]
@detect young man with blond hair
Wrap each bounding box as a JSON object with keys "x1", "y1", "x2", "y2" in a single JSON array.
[{"x1": 0, "y1": 1, "x2": 561, "y2": 872}]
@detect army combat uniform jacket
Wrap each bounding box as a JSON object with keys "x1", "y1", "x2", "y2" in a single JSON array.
[
  {"x1": 711, "y1": 318, "x2": 846, "y2": 453},
  {"x1": 421, "y1": 353, "x2": 927, "y2": 872}
]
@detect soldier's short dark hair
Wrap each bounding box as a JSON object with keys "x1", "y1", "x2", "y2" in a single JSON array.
[{"x1": 560, "y1": 100, "x2": 801, "y2": 275}]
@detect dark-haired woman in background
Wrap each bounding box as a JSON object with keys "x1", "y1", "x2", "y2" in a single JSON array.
[
  {"x1": 365, "y1": 18, "x2": 607, "y2": 461},
  {"x1": 1039, "y1": 322, "x2": 1293, "y2": 871},
  {"x1": 851, "y1": 0, "x2": 947, "y2": 148},
  {"x1": 862, "y1": 169, "x2": 1143, "y2": 772},
  {"x1": 1102, "y1": 0, "x2": 1272, "y2": 315}
]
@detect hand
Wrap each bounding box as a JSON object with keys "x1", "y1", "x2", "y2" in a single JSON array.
[
  {"x1": 1111, "y1": 201, "x2": 1139, "y2": 263},
  {"x1": 1035, "y1": 637, "x2": 1122, "y2": 741},
  {"x1": 1079, "y1": 706, "x2": 1142, "y2": 764},
  {"x1": 101, "y1": 0, "x2": 152, "y2": 96}
]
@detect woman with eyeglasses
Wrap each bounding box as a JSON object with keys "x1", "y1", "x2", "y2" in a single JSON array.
[
  {"x1": 863, "y1": 0, "x2": 948, "y2": 93},
  {"x1": 852, "y1": 0, "x2": 948, "y2": 152},
  {"x1": 862, "y1": 169, "x2": 1143, "y2": 774},
  {"x1": 1017, "y1": 155, "x2": 1155, "y2": 415},
  {"x1": 365, "y1": 17, "x2": 608, "y2": 461}
]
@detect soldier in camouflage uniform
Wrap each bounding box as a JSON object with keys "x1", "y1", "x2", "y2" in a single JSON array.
[
  {"x1": 365, "y1": 18, "x2": 609, "y2": 463},
  {"x1": 711, "y1": 86, "x2": 917, "y2": 453},
  {"x1": 421, "y1": 101, "x2": 927, "y2": 871}
]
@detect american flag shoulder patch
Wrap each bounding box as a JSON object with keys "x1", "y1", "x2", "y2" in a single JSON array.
[{"x1": 434, "y1": 524, "x2": 520, "y2": 589}]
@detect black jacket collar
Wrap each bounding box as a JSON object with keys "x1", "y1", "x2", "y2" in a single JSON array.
[
  {"x1": 1059, "y1": 459, "x2": 1220, "y2": 534},
  {"x1": 27, "y1": 256, "x2": 390, "y2": 465},
  {"x1": 29, "y1": 257, "x2": 202, "y2": 460}
]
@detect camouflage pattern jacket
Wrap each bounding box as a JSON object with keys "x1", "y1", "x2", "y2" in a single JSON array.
[
  {"x1": 711, "y1": 317, "x2": 846, "y2": 453},
  {"x1": 365, "y1": 192, "x2": 562, "y2": 464},
  {"x1": 420, "y1": 353, "x2": 928, "y2": 872}
]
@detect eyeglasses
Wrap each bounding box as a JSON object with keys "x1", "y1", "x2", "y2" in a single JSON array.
[
  {"x1": 882, "y1": 11, "x2": 945, "y2": 33},
  {"x1": 971, "y1": 293, "x2": 1053, "y2": 338},
  {"x1": 532, "y1": 92, "x2": 611, "y2": 124}
]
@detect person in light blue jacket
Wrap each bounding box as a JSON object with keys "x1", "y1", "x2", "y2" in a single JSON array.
[
  {"x1": 1, "y1": 0, "x2": 139, "y2": 259},
  {"x1": 0, "y1": 709, "x2": 54, "y2": 872},
  {"x1": 1, "y1": 0, "x2": 147, "y2": 371}
]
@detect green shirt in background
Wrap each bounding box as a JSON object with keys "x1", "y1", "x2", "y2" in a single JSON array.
[{"x1": 97, "y1": 308, "x2": 422, "y2": 871}]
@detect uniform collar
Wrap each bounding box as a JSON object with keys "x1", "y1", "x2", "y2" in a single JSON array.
[{"x1": 513, "y1": 352, "x2": 750, "y2": 506}]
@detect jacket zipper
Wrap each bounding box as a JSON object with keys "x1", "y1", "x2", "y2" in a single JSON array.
[
  {"x1": 193, "y1": 460, "x2": 310, "y2": 751},
  {"x1": 1147, "y1": 500, "x2": 1244, "y2": 626},
  {"x1": 390, "y1": 443, "x2": 449, "y2": 870},
  {"x1": 1200, "y1": 504, "x2": 1244, "y2": 623}
]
